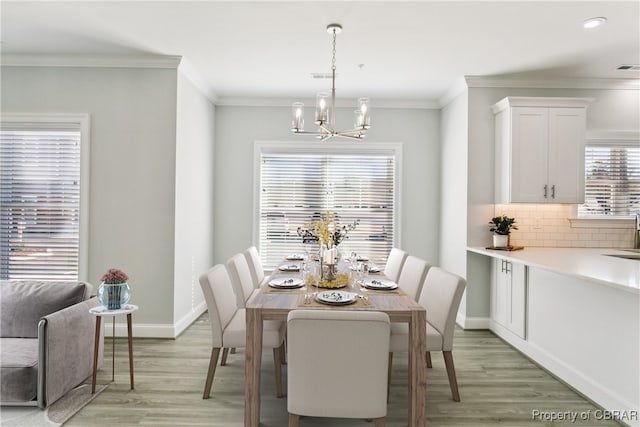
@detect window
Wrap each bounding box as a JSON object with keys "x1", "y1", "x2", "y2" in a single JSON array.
[
  {"x1": 1, "y1": 114, "x2": 89, "y2": 280},
  {"x1": 256, "y1": 141, "x2": 401, "y2": 269},
  {"x1": 579, "y1": 137, "x2": 639, "y2": 217}
]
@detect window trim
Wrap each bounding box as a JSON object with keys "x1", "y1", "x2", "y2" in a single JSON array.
[
  {"x1": 252, "y1": 140, "x2": 403, "y2": 268},
  {"x1": 576, "y1": 130, "x2": 640, "y2": 221},
  {"x1": 0, "y1": 113, "x2": 90, "y2": 281}
]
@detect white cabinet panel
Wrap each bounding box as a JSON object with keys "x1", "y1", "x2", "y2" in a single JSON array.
[
  {"x1": 491, "y1": 259, "x2": 526, "y2": 339},
  {"x1": 507, "y1": 262, "x2": 526, "y2": 338},
  {"x1": 493, "y1": 97, "x2": 590, "y2": 204}
]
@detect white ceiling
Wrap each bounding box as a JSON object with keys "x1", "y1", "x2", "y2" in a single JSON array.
[{"x1": 1, "y1": 1, "x2": 639, "y2": 105}]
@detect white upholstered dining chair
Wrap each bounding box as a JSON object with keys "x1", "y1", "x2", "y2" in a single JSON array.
[
  {"x1": 388, "y1": 266, "x2": 466, "y2": 401},
  {"x1": 286, "y1": 310, "x2": 391, "y2": 427},
  {"x1": 227, "y1": 252, "x2": 258, "y2": 308},
  {"x1": 198, "y1": 264, "x2": 286, "y2": 399},
  {"x1": 383, "y1": 247, "x2": 408, "y2": 283},
  {"x1": 396, "y1": 255, "x2": 431, "y2": 301},
  {"x1": 245, "y1": 246, "x2": 267, "y2": 288}
]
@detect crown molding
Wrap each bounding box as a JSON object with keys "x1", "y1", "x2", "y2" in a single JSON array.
[
  {"x1": 465, "y1": 75, "x2": 640, "y2": 91},
  {"x1": 216, "y1": 96, "x2": 439, "y2": 109},
  {"x1": 177, "y1": 58, "x2": 218, "y2": 104},
  {"x1": 437, "y1": 76, "x2": 469, "y2": 108},
  {"x1": 0, "y1": 54, "x2": 182, "y2": 69}
]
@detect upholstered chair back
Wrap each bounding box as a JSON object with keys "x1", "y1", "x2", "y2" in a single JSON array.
[
  {"x1": 244, "y1": 246, "x2": 265, "y2": 288},
  {"x1": 287, "y1": 310, "x2": 390, "y2": 421},
  {"x1": 397, "y1": 255, "x2": 431, "y2": 301},
  {"x1": 418, "y1": 267, "x2": 466, "y2": 350},
  {"x1": 226, "y1": 253, "x2": 255, "y2": 307},
  {"x1": 198, "y1": 264, "x2": 238, "y2": 348},
  {"x1": 384, "y1": 247, "x2": 408, "y2": 283}
]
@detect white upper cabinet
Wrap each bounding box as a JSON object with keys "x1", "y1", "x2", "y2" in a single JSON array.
[{"x1": 492, "y1": 97, "x2": 591, "y2": 203}]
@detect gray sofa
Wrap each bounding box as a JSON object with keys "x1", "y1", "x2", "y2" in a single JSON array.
[{"x1": 0, "y1": 280, "x2": 104, "y2": 408}]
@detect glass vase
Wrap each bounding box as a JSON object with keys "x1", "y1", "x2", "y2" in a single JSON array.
[{"x1": 98, "y1": 282, "x2": 131, "y2": 310}]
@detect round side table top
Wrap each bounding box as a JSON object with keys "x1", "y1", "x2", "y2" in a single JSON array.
[{"x1": 90, "y1": 304, "x2": 139, "y2": 317}]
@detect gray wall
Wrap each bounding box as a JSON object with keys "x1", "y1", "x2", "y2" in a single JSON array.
[
  {"x1": 174, "y1": 71, "x2": 216, "y2": 331},
  {"x1": 213, "y1": 105, "x2": 441, "y2": 267},
  {"x1": 1, "y1": 65, "x2": 216, "y2": 337}
]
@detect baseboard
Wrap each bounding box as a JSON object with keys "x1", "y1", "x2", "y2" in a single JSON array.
[
  {"x1": 490, "y1": 324, "x2": 639, "y2": 427},
  {"x1": 103, "y1": 301, "x2": 207, "y2": 339},
  {"x1": 456, "y1": 313, "x2": 490, "y2": 329}
]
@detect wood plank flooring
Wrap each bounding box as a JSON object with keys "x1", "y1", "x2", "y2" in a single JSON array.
[{"x1": 66, "y1": 314, "x2": 620, "y2": 426}]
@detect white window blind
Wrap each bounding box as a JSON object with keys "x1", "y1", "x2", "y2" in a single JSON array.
[
  {"x1": 258, "y1": 146, "x2": 398, "y2": 269},
  {"x1": 1, "y1": 125, "x2": 82, "y2": 280},
  {"x1": 579, "y1": 142, "x2": 640, "y2": 217}
]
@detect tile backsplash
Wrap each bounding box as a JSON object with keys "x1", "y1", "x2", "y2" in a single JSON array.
[{"x1": 494, "y1": 204, "x2": 634, "y2": 248}]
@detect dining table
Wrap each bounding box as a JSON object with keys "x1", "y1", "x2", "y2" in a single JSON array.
[{"x1": 244, "y1": 255, "x2": 427, "y2": 427}]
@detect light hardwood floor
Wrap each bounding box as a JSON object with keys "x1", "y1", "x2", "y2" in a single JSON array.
[{"x1": 67, "y1": 314, "x2": 620, "y2": 426}]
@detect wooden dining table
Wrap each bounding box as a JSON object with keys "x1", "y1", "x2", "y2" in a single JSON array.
[{"x1": 244, "y1": 259, "x2": 427, "y2": 427}]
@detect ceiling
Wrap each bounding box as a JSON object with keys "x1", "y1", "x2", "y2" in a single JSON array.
[{"x1": 1, "y1": 1, "x2": 639, "y2": 105}]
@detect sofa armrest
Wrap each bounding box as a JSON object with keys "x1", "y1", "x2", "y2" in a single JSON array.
[{"x1": 37, "y1": 297, "x2": 104, "y2": 408}]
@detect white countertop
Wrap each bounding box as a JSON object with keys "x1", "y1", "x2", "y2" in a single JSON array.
[{"x1": 467, "y1": 246, "x2": 640, "y2": 294}]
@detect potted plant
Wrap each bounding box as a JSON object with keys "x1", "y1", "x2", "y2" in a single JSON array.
[
  {"x1": 489, "y1": 215, "x2": 518, "y2": 248},
  {"x1": 98, "y1": 268, "x2": 131, "y2": 310}
]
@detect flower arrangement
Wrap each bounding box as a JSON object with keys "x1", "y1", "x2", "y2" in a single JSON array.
[
  {"x1": 489, "y1": 215, "x2": 518, "y2": 235},
  {"x1": 297, "y1": 211, "x2": 359, "y2": 247},
  {"x1": 100, "y1": 268, "x2": 129, "y2": 284}
]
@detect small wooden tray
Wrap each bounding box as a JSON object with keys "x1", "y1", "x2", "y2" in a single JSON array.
[{"x1": 485, "y1": 246, "x2": 524, "y2": 251}]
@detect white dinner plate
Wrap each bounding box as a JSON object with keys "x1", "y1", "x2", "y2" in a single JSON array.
[
  {"x1": 269, "y1": 278, "x2": 304, "y2": 289},
  {"x1": 315, "y1": 291, "x2": 358, "y2": 305},
  {"x1": 363, "y1": 279, "x2": 398, "y2": 290},
  {"x1": 279, "y1": 264, "x2": 300, "y2": 272},
  {"x1": 286, "y1": 254, "x2": 305, "y2": 261},
  {"x1": 368, "y1": 266, "x2": 382, "y2": 273}
]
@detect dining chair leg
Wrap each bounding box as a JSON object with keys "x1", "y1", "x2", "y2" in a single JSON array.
[
  {"x1": 443, "y1": 350, "x2": 460, "y2": 402},
  {"x1": 203, "y1": 347, "x2": 221, "y2": 399},
  {"x1": 426, "y1": 350, "x2": 432, "y2": 368},
  {"x1": 274, "y1": 342, "x2": 285, "y2": 397},
  {"x1": 386, "y1": 352, "x2": 393, "y2": 402},
  {"x1": 288, "y1": 413, "x2": 300, "y2": 427},
  {"x1": 221, "y1": 348, "x2": 230, "y2": 366},
  {"x1": 374, "y1": 417, "x2": 386, "y2": 427}
]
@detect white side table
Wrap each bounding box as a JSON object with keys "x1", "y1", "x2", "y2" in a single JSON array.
[{"x1": 89, "y1": 304, "x2": 139, "y2": 394}]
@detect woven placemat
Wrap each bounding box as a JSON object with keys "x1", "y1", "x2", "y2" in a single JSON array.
[{"x1": 297, "y1": 292, "x2": 372, "y2": 308}]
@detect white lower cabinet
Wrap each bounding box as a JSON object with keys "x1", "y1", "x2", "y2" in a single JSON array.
[{"x1": 490, "y1": 259, "x2": 526, "y2": 339}]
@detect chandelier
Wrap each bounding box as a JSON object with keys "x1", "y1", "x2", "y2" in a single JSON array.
[{"x1": 291, "y1": 24, "x2": 370, "y2": 141}]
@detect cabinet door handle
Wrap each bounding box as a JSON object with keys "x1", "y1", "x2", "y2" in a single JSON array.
[
  {"x1": 543, "y1": 184, "x2": 548, "y2": 198},
  {"x1": 504, "y1": 261, "x2": 512, "y2": 274},
  {"x1": 551, "y1": 184, "x2": 556, "y2": 199}
]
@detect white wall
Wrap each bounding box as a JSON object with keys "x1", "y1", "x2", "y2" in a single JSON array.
[
  {"x1": 173, "y1": 70, "x2": 216, "y2": 335},
  {"x1": 1, "y1": 65, "x2": 212, "y2": 337},
  {"x1": 439, "y1": 90, "x2": 468, "y2": 277},
  {"x1": 462, "y1": 85, "x2": 640, "y2": 326},
  {"x1": 213, "y1": 105, "x2": 441, "y2": 266}
]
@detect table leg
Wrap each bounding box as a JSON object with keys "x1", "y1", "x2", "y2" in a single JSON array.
[
  {"x1": 112, "y1": 318, "x2": 115, "y2": 381},
  {"x1": 127, "y1": 313, "x2": 134, "y2": 390},
  {"x1": 408, "y1": 309, "x2": 427, "y2": 427},
  {"x1": 91, "y1": 316, "x2": 102, "y2": 394},
  {"x1": 244, "y1": 307, "x2": 263, "y2": 427}
]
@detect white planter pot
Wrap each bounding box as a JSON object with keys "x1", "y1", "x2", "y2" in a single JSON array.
[{"x1": 493, "y1": 234, "x2": 509, "y2": 248}]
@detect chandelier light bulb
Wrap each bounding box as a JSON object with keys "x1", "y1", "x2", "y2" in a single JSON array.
[{"x1": 292, "y1": 102, "x2": 304, "y2": 131}]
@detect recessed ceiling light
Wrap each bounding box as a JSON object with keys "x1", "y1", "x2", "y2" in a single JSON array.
[{"x1": 583, "y1": 17, "x2": 607, "y2": 29}]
